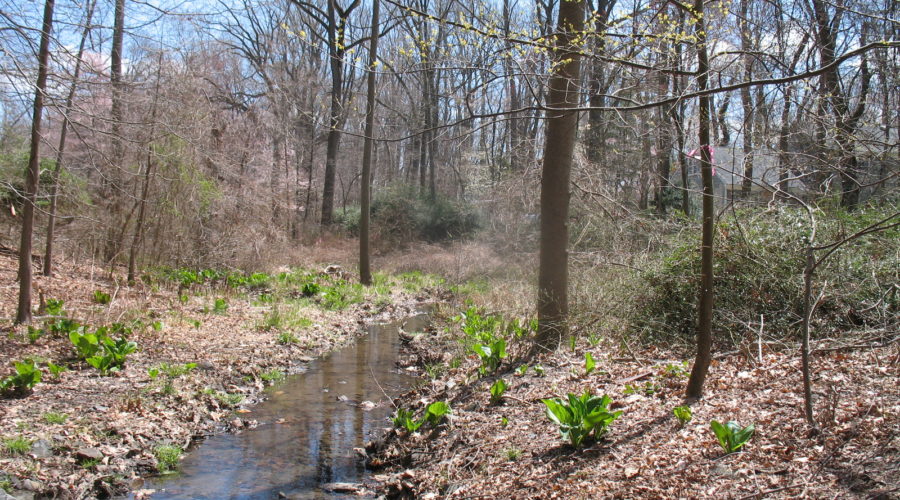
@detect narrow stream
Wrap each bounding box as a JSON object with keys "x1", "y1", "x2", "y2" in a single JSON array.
[{"x1": 142, "y1": 314, "x2": 426, "y2": 499}]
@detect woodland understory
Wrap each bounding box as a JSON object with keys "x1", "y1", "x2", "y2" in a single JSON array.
[{"x1": 2, "y1": 0, "x2": 899, "y2": 497}]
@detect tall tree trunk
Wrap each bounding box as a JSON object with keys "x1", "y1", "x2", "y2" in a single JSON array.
[
  {"x1": 104, "y1": 0, "x2": 126, "y2": 262},
  {"x1": 320, "y1": 0, "x2": 348, "y2": 226},
  {"x1": 685, "y1": 0, "x2": 714, "y2": 400},
  {"x1": 44, "y1": 0, "x2": 95, "y2": 276},
  {"x1": 359, "y1": 0, "x2": 379, "y2": 286},
  {"x1": 534, "y1": 0, "x2": 585, "y2": 351},
  {"x1": 16, "y1": 0, "x2": 55, "y2": 324},
  {"x1": 127, "y1": 53, "x2": 162, "y2": 283},
  {"x1": 739, "y1": 0, "x2": 754, "y2": 198}
]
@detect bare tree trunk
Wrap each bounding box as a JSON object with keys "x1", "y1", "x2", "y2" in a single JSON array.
[
  {"x1": 16, "y1": 0, "x2": 55, "y2": 324},
  {"x1": 103, "y1": 0, "x2": 126, "y2": 263},
  {"x1": 686, "y1": 0, "x2": 714, "y2": 400},
  {"x1": 44, "y1": 0, "x2": 95, "y2": 276},
  {"x1": 534, "y1": 0, "x2": 585, "y2": 351},
  {"x1": 359, "y1": 0, "x2": 379, "y2": 286},
  {"x1": 127, "y1": 53, "x2": 162, "y2": 283}
]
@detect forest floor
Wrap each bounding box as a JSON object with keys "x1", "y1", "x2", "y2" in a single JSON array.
[
  {"x1": 0, "y1": 252, "x2": 438, "y2": 499},
  {"x1": 370, "y1": 311, "x2": 899, "y2": 499}
]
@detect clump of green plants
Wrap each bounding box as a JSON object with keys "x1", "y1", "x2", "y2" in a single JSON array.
[
  {"x1": 211, "y1": 297, "x2": 228, "y2": 314},
  {"x1": 149, "y1": 362, "x2": 196, "y2": 380},
  {"x1": 69, "y1": 328, "x2": 137, "y2": 376},
  {"x1": 92, "y1": 290, "x2": 111, "y2": 305},
  {"x1": 153, "y1": 444, "x2": 183, "y2": 473},
  {"x1": 260, "y1": 369, "x2": 284, "y2": 384},
  {"x1": 0, "y1": 359, "x2": 42, "y2": 395},
  {"x1": 277, "y1": 332, "x2": 300, "y2": 344},
  {"x1": 212, "y1": 391, "x2": 243, "y2": 407},
  {"x1": 504, "y1": 447, "x2": 522, "y2": 461},
  {"x1": 472, "y1": 338, "x2": 506, "y2": 376},
  {"x1": 392, "y1": 401, "x2": 452, "y2": 432},
  {"x1": 489, "y1": 379, "x2": 508, "y2": 405},
  {"x1": 43, "y1": 412, "x2": 68, "y2": 424},
  {"x1": 710, "y1": 420, "x2": 755, "y2": 454},
  {"x1": 542, "y1": 392, "x2": 622, "y2": 447},
  {"x1": 391, "y1": 408, "x2": 423, "y2": 432},
  {"x1": 319, "y1": 282, "x2": 364, "y2": 310},
  {"x1": 515, "y1": 364, "x2": 529, "y2": 377},
  {"x1": 2, "y1": 436, "x2": 32, "y2": 455},
  {"x1": 26, "y1": 326, "x2": 42, "y2": 344},
  {"x1": 44, "y1": 298, "x2": 64, "y2": 316},
  {"x1": 673, "y1": 405, "x2": 692, "y2": 426}
]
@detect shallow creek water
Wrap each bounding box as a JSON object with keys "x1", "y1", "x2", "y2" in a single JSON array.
[{"x1": 142, "y1": 314, "x2": 427, "y2": 499}]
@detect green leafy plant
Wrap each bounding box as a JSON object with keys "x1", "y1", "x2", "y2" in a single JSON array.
[
  {"x1": 151, "y1": 321, "x2": 164, "y2": 331},
  {"x1": 26, "y1": 326, "x2": 43, "y2": 344},
  {"x1": 69, "y1": 330, "x2": 103, "y2": 359},
  {"x1": 422, "y1": 401, "x2": 451, "y2": 426},
  {"x1": 301, "y1": 282, "x2": 320, "y2": 297},
  {"x1": 46, "y1": 362, "x2": 67, "y2": 380},
  {"x1": 44, "y1": 298, "x2": 64, "y2": 316},
  {"x1": 86, "y1": 337, "x2": 138, "y2": 375},
  {"x1": 515, "y1": 364, "x2": 529, "y2": 377},
  {"x1": 92, "y1": 290, "x2": 111, "y2": 305},
  {"x1": 214, "y1": 391, "x2": 243, "y2": 407},
  {"x1": 153, "y1": 444, "x2": 183, "y2": 473},
  {"x1": 148, "y1": 368, "x2": 160, "y2": 380},
  {"x1": 673, "y1": 405, "x2": 692, "y2": 426},
  {"x1": 212, "y1": 298, "x2": 228, "y2": 314},
  {"x1": 541, "y1": 392, "x2": 622, "y2": 447},
  {"x1": 2, "y1": 436, "x2": 32, "y2": 455},
  {"x1": 48, "y1": 318, "x2": 82, "y2": 336},
  {"x1": 505, "y1": 447, "x2": 521, "y2": 461},
  {"x1": 277, "y1": 332, "x2": 299, "y2": 344},
  {"x1": 489, "y1": 379, "x2": 508, "y2": 405},
  {"x1": 1, "y1": 359, "x2": 42, "y2": 394},
  {"x1": 260, "y1": 369, "x2": 284, "y2": 384},
  {"x1": 661, "y1": 361, "x2": 689, "y2": 379},
  {"x1": 472, "y1": 338, "x2": 506, "y2": 376},
  {"x1": 584, "y1": 352, "x2": 596, "y2": 375},
  {"x1": 391, "y1": 408, "x2": 423, "y2": 432},
  {"x1": 710, "y1": 420, "x2": 755, "y2": 454},
  {"x1": 533, "y1": 365, "x2": 545, "y2": 377},
  {"x1": 42, "y1": 412, "x2": 68, "y2": 424}
]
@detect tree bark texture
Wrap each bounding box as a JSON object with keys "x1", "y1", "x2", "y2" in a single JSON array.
[{"x1": 534, "y1": 0, "x2": 585, "y2": 351}]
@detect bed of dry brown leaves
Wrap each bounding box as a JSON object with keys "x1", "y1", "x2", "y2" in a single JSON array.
[
  {"x1": 371, "y1": 316, "x2": 899, "y2": 499},
  {"x1": 0, "y1": 253, "x2": 431, "y2": 499}
]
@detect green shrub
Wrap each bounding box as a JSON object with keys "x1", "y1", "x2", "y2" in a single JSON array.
[
  {"x1": 338, "y1": 185, "x2": 479, "y2": 243},
  {"x1": 633, "y1": 206, "x2": 899, "y2": 346},
  {"x1": 43, "y1": 412, "x2": 68, "y2": 424}
]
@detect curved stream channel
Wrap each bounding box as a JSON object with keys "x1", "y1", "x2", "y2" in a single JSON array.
[{"x1": 141, "y1": 314, "x2": 427, "y2": 499}]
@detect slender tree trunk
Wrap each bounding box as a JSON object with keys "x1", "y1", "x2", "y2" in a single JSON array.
[
  {"x1": 739, "y1": 0, "x2": 754, "y2": 198},
  {"x1": 16, "y1": 0, "x2": 55, "y2": 324},
  {"x1": 534, "y1": 0, "x2": 585, "y2": 351},
  {"x1": 127, "y1": 53, "x2": 162, "y2": 283},
  {"x1": 359, "y1": 0, "x2": 379, "y2": 286},
  {"x1": 44, "y1": 0, "x2": 95, "y2": 276},
  {"x1": 104, "y1": 0, "x2": 126, "y2": 263},
  {"x1": 686, "y1": 0, "x2": 714, "y2": 400}
]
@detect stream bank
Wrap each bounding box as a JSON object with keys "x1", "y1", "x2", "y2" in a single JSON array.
[{"x1": 0, "y1": 254, "x2": 443, "y2": 499}]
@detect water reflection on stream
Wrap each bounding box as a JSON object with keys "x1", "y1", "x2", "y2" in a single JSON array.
[{"x1": 144, "y1": 314, "x2": 426, "y2": 499}]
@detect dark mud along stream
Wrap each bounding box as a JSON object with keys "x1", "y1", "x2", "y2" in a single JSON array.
[{"x1": 139, "y1": 313, "x2": 428, "y2": 499}]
